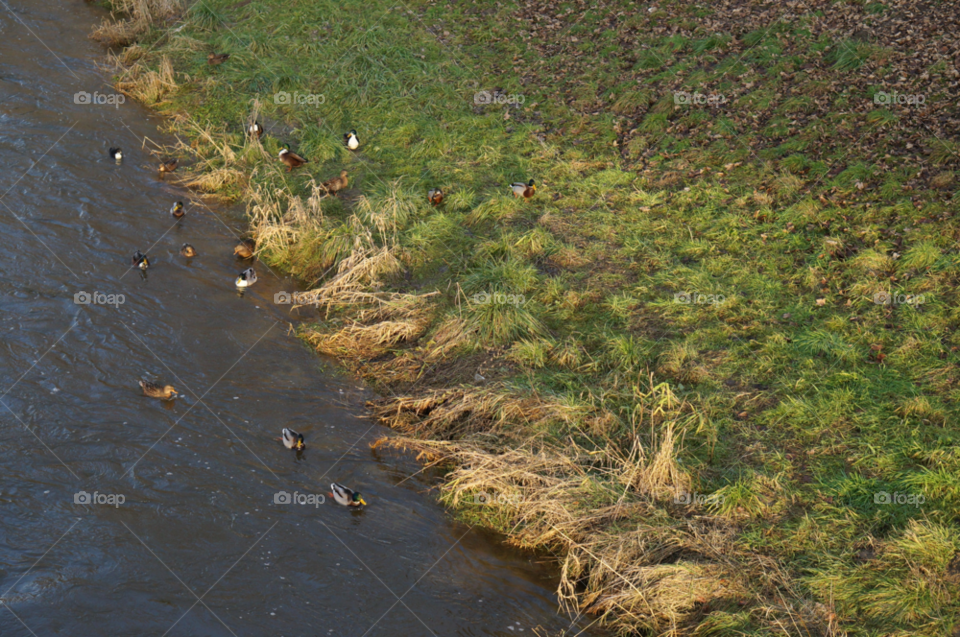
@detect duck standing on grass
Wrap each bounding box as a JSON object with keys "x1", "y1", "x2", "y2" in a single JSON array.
[
  {"x1": 343, "y1": 130, "x2": 359, "y2": 150},
  {"x1": 510, "y1": 179, "x2": 536, "y2": 199},
  {"x1": 131, "y1": 250, "x2": 149, "y2": 270},
  {"x1": 330, "y1": 483, "x2": 366, "y2": 507},
  {"x1": 208, "y1": 52, "x2": 230, "y2": 65},
  {"x1": 279, "y1": 428, "x2": 305, "y2": 451},
  {"x1": 321, "y1": 170, "x2": 348, "y2": 196},
  {"x1": 140, "y1": 380, "x2": 178, "y2": 399},
  {"x1": 248, "y1": 121, "x2": 263, "y2": 140},
  {"x1": 236, "y1": 267, "x2": 257, "y2": 288},
  {"x1": 170, "y1": 201, "x2": 185, "y2": 219},
  {"x1": 278, "y1": 145, "x2": 309, "y2": 172},
  {"x1": 180, "y1": 243, "x2": 196, "y2": 257},
  {"x1": 234, "y1": 239, "x2": 256, "y2": 259},
  {"x1": 109, "y1": 147, "x2": 122, "y2": 163},
  {"x1": 428, "y1": 188, "x2": 444, "y2": 206},
  {"x1": 158, "y1": 159, "x2": 178, "y2": 177}
]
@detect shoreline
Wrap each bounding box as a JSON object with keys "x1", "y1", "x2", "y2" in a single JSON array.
[{"x1": 91, "y1": 0, "x2": 960, "y2": 634}]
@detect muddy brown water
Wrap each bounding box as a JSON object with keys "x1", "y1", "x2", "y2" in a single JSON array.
[{"x1": 0, "y1": 2, "x2": 596, "y2": 635}]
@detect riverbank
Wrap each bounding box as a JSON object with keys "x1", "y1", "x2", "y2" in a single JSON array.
[{"x1": 93, "y1": 0, "x2": 960, "y2": 634}]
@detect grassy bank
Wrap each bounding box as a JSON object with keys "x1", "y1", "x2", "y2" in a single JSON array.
[{"x1": 93, "y1": 0, "x2": 960, "y2": 634}]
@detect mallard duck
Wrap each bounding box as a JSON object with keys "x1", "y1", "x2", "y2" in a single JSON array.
[
  {"x1": 511, "y1": 179, "x2": 536, "y2": 199},
  {"x1": 208, "y1": 52, "x2": 230, "y2": 65},
  {"x1": 140, "y1": 380, "x2": 178, "y2": 399},
  {"x1": 159, "y1": 159, "x2": 178, "y2": 176},
  {"x1": 343, "y1": 130, "x2": 359, "y2": 150},
  {"x1": 321, "y1": 170, "x2": 348, "y2": 196},
  {"x1": 170, "y1": 201, "x2": 185, "y2": 218},
  {"x1": 131, "y1": 250, "x2": 149, "y2": 270},
  {"x1": 180, "y1": 243, "x2": 196, "y2": 257},
  {"x1": 248, "y1": 121, "x2": 263, "y2": 139},
  {"x1": 330, "y1": 483, "x2": 366, "y2": 507},
  {"x1": 279, "y1": 145, "x2": 309, "y2": 172},
  {"x1": 428, "y1": 188, "x2": 444, "y2": 205},
  {"x1": 234, "y1": 239, "x2": 255, "y2": 259},
  {"x1": 236, "y1": 267, "x2": 257, "y2": 288},
  {"x1": 109, "y1": 147, "x2": 122, "y2": 163},
  {"x1": 280, "y1": 428, "x2": 305, "y2": 451}
]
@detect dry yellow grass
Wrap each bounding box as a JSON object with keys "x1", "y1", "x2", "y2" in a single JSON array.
[
  {"x1": 374, "y1": 435, "x2": 835, "y2": 636},
  {"x1": 112, "y1": 56, "x2": 178, "y2": 105},
  {"x1": 91, "y1": 0, "x2": 183, "y2": 47}
]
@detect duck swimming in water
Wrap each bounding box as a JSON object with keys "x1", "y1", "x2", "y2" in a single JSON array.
[
  {"x1": 330, "y1": 483, "x2": 366, "y2": 507},
  {"x1": 170, "y1": 201, "x2": 185, "y2": 218},
  {"x1": 235, "y1": 267, "x2": 257, "y2": 288},
  {"x1": 158, "y1": 159, "x2": 178, "y2": 177},
  {"x1": 280, "y1": 428, "x2": 305, "y2": 450},
  {"x1": 234, "y1": 239, "x2": 255, "y2": 259},
  {"x1": 139, "y1": 380, "x2": 178, "y2": 399},
  {"x1": 109, "y1": 147, "x2": 122, "y2": 163},
  {"x1": 131, "y1": 250, "x2": 149, "y2": 270}
]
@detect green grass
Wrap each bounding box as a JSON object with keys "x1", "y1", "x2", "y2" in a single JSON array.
[{"x1": 99, "y1": 0, "x2": 960, "y2": 633}]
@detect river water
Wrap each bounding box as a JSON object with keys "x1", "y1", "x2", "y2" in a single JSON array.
[{"x1": 0, "y1": 2, "x2": 589, "y2": 635}]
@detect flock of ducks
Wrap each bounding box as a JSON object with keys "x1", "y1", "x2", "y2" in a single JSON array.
[
  {"x1": 115, "y1": 61, "x2": 540, "y2": 507},
  {"x1": 114, "y1": 120, "x2": 367, "y2": 507},
  {"x1": 255, "y1": 119, "x2": 537, "y2": 202}
]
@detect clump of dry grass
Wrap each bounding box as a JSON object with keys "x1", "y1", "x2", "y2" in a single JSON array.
[
  {"x1": 369, "y1": 385, "x2": 589, "y2": 441},
  {"x1": 91, "y1": 0, "x2": 182, "y2": 47},
  {"x1": 303, "y1": 318, "x2": 431, "y2": 359},
  {"x1": 112, "y1": 55, "x2": 178, "y2": 105},
  {"x1": 375, "y1": 434, "x2": 833, "y2": 636}
]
